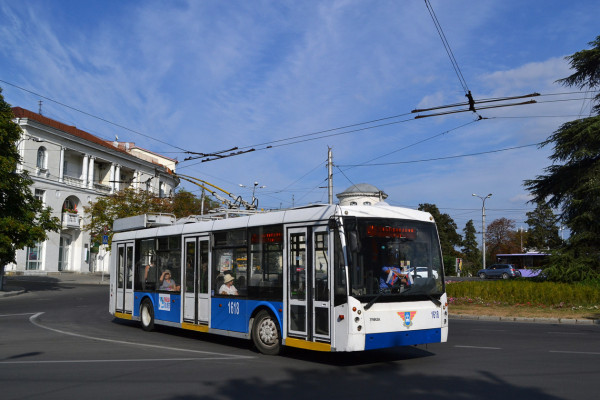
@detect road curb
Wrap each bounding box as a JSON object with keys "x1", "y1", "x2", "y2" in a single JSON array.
[
  {"x1": 0, "y1": 287, "x2": 26, "y2": 298},
  {"x1": 450, "y1": 313, "x2": 600, "y2": 325}
]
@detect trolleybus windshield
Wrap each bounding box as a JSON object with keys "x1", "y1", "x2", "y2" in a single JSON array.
[{"x1": 344, "y1": 218, "x2": 444, "y2": 303}]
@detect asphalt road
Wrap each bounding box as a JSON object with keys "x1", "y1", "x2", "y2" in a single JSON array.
[{"x1": 1, "y1": 280, "x2": 599, "y2": 400}]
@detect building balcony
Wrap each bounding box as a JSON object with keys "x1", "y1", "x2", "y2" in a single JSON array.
[
  {"x1": 63, "y1": 175, "x2": 83, "y2": 187},
  {"x1": 62, "y1": 212, "x2": 80, "y2": 229},
  {"x1": 93, "y1": 183, "x2": 112, "y2": 193}
]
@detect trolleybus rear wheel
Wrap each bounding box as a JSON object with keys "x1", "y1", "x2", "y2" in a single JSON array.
[
  {"x1": 252, "y1": 310, "x2": 280, "y2": 355},
  {"x1": 140, "y1": 299, "x2": 155, "y2": 331}
]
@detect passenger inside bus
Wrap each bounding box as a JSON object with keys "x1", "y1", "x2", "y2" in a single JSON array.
[
  {"x1": 143, "y1": 258, "x2": 157, "y2": 290},
  {"x1": 159, "y1": 269, "x2": 180, "y2": 291},
  {"x1": 219, "y1": 274, "x2": 238, "y2": 295}
]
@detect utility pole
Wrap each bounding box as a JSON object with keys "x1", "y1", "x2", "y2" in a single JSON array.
[
  {"x1": 328, "y1": 147, "x2": 333, "y2": 204},
  {"x1": 472, "y1": 193, "x2": 492, "y2": 269}
]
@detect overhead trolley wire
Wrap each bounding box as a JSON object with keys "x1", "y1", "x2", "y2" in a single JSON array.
[{"x1": 424, "y1": 0, "x2": 469, "y2": 94}]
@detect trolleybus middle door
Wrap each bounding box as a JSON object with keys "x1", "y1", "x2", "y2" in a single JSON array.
[{"x1": 183, "y1": 236, "x2": 210, "y2": 324}]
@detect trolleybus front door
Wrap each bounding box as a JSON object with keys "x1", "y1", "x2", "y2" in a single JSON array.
[
  {"x1": 183, "y1": 236, "x2": 210, "y2": 324},
  {"x1": 116, "y1": 242, "x2": 134, "y2": 314},
  {"x1": 287, "y1": 227, "x2": 331, "y2": 342}
]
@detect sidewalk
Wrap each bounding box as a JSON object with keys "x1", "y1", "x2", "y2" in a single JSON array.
[{"x1": 1, "y1": 271, "x2": 109, "y2": 298}]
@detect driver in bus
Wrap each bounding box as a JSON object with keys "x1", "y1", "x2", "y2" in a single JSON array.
[{"x1": 379, "y1": 253, "x2": 412, "y2": 293}]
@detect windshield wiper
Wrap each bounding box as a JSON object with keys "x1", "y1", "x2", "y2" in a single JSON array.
[
  {"x1": 428, "y1": 294, "x2": 441, "y2": 307},
  {"x1": 364, "y1": 293, "x2": 382, "y2": 310}
]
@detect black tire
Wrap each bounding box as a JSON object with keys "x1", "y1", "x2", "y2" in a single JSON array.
[
  {"x1": 502, "y1": 272, "x2": 509, "y2": 280},
  {"x1": 140, "y1": 299, "x2": 155, "y2": 331},
  {"x1": 252, "y1": 310, "x2": 281, "y2": 355},
  {"x1": 479, "y1": 272, "x2": 486, "y2": 279}
]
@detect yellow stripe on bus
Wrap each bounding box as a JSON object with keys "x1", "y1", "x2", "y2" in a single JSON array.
[
  {"x1": 285, "y1": 337, "x2": 331, "y2": 352},
  {"x1": 181, "y1": 322, "x2": 209, "y2": 333},
  {"x1": 114, "y1": 312, "x2": 133, "y2": 320}
]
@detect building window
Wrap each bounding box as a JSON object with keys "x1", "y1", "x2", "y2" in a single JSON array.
[
  {"x1": 63, "y1": 199, "x2": 77, "y2": 214},
  {"x1": 34, "y1": 189, "x2": 45, "y2": 204},
  {"x1": 27, "y1": 242, "x2": 44, "y2": 270},
  {"x1": 36, "y1": 147, "x2": 47, "y2": 170}
]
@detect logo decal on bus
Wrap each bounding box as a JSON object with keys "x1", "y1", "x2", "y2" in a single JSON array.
[
  {"x1": 399, "y1": 311, "x2": 417, "y2": 328},
  {"x1": 159, "y1": 294, "x2": 171, "y2": 311}
]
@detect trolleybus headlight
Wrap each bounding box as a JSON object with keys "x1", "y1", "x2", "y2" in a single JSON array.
[
  {"x1": 355, "y1": 317, "x2": 360, "y2": 323},
  {"x1": 357, "y1": 325, "x2": 362, "y2": 331}
]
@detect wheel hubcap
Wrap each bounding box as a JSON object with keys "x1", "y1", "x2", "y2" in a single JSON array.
[{"x1": 259, "y1": 319, "x2": 277, "y2": 345}]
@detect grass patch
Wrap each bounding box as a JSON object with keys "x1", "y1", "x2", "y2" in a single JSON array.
[{"x1": 446, "y1": 279, "x2": 600, "y2": 320}]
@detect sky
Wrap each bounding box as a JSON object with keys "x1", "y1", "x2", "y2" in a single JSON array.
[{"x1": 1, "y1": 0, "x2": 598, "y2": 241}]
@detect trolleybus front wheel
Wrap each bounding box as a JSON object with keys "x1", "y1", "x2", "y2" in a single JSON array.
[
  {"x1": 140, "y1": 299, "x2": 155, "y2": 331},
  {"x1": 252, "y1": 310, "x2": 281, "y2": 355}
]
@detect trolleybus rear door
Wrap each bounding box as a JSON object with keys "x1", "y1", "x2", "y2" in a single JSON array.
[
  {"x1": 183, "y1": 236, "x2": 210, "y2": 324},
  {"x1": 116, "y1": 242, "x2": 134, "y2": 314}
]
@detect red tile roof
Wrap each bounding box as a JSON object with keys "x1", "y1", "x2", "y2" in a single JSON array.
[{"x1": 11, "y1": 107, "x2": 176, "y2": 170}]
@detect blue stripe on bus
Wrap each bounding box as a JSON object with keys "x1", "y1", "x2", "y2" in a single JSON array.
[
  {"x1": 211, "y1": 298, "x2": 283, "y2": 333},
  {"x1": 364, "y1": 328, "x2": 442, "y2": 350},
  {"x1": 133, "y1": 292, "x2": 182, "y2": 324}
]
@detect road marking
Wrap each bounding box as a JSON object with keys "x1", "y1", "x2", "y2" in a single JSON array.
[
  {"x1": 454, "y1": 345, "x2": 501, "y2": 350},
  {"x1": 547, "y1": 332, "x2": 585, "y2": 335},
  {"x1": 29, "y1": 312, "x2": 254, "y2": 360},
  {"x1": 549, "y1": 350, "x2": 600, "y2": 355},
  {"x1": 0, "y1": 357, "x2": 245, "y2": 365},
  {"x1": 0, "y1": 313, "x2": 37, "y2": 317}
]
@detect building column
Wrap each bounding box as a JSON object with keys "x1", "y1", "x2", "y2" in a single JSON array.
[
  {"x1": 87, "y1": 156, "x2": 95, "y2": 189},
  {"x1": 115, "y1": 165, "x2": 121, "y2": 192},
  {"x1": 109, "y1": 164, "x2": 115, "y2": 193},
  {"x1": 58, "y1": 146, "x2": 65, "y2": 183},
  {"x1": 82, "y1": 154, "x2": 89, "y2": 188}
]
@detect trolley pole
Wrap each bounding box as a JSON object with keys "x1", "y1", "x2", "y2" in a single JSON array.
[{"x1": 328, "y1": 147, "x2": 333, "y2": 204}]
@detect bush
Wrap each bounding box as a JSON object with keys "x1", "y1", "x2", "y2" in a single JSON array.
[{"x1": 446, "y1": 280, "x2": 600, "y2": 307}]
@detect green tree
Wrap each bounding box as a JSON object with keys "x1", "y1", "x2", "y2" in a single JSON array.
[
  {"x1": 461, "y1": 219, "x2": 481, "y2": 275},
  {"x1": 418, "y1": 203, "x2": 462, "y2": 272},
  {"x1": 486, "y1": 218, "x2": 520, "y2": 262},
  {"x1": 525, "y1": 36, "x2": 600, "y2": 282},
  {"x1": 0, "y1": 89, "x2": 61, "y2": 290},
  {"x1": 84, "y1": 189, "x2": 173, "y2": 250},
  {"x1": 524, "y1": 202, "x2": 561, "y2": 251},
  {"x1": 84, "y1": 188, "x2": 219, "y2": 249},
  {"x1": 171, "y1": 188, "x2": 219, "y2": 218}
]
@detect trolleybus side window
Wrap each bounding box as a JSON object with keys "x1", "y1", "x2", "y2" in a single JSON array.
[
  {"x1": 156, "y1": 236, "x2": 181, "y2": 292},
  {"x1": 249, "y1": 225, "x2": 283, "y2": 300},
  {"x1": 213, "y1": 229, "x2": 247, "y2": 297},
  {"x1": 136, "y1": 238, "x2": 156, "y2": 291}
]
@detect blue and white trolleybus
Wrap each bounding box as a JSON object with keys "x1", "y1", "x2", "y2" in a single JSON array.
[{"x1": 109, "y1": 204, "x2": 448, "y2": 355}]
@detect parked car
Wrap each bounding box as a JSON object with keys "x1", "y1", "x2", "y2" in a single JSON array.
[
  {"x1": 477, "y1": 264, "x2": 521, "y2": 279},
  {"x1": 409, "y1": 267, "x2": 439, "y2": 279}
]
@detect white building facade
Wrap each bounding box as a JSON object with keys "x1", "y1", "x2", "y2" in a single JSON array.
[{"x1": 8, "y1": 107, "x2": 179, "y2": 274}]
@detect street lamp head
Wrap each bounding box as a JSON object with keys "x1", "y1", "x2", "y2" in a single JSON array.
[
  {"x1": 472, "y1": 193, "x2": 477, "y2": 197},
  {"x1": 487, "y1": 193, "x2": 492, "y2": 198}
]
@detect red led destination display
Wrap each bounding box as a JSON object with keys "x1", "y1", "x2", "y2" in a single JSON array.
[
  {"x1": 366, "y1": 225, "x2": 416, "y2": 239},
  {"x1": 251, "y1": 232, "x2": 283, "y2": 244}
]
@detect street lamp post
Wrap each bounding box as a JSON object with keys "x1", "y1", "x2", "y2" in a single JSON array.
[{"x1": 472, "y1": 193, "x2": 492, "y2": 269}]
